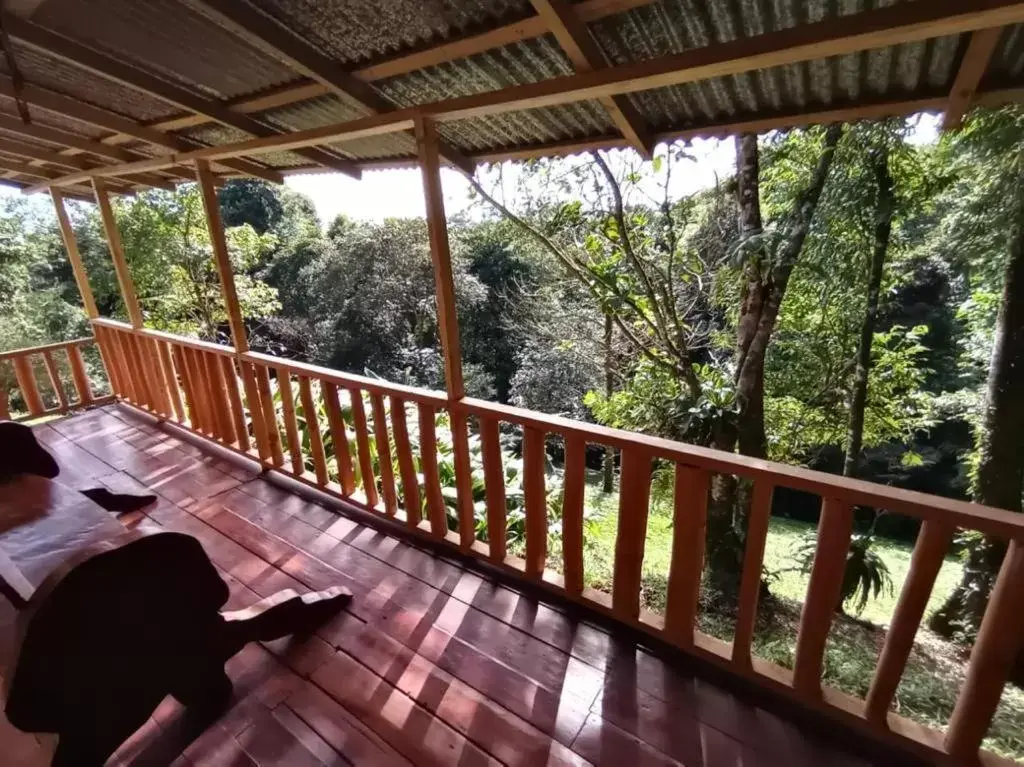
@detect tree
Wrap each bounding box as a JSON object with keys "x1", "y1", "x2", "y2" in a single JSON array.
[{"x1": 217, "y1": 179, "x2": 284, "y2": 234}]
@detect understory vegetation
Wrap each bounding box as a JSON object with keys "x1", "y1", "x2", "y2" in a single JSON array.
[{"x1": 3, "y1": 105, "x2": 1024, "y2": 757}]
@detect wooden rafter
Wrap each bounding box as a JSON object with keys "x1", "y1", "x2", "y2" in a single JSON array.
[
  {"x1": 529, "y1": 0, "x2": 652, "y2": 158},
  {"x1": 0, "y1": 77, "x2": 281, "y2": 184},
  {"x1": 943, "y1": 26, "x2": 1005, "y2": 129},
  {"x1": 189, "y1": 0, "x2": 474, "y2": 174},
  {"x1": 0, "y1": 136, "x2": 175, "y2": 189},
  {"x1": 0, "y1": 156, "x2": 139, "y2": 193},
  {"x1": 2, "y1": 14, "x2": 360, "y2": 179},
  {"x1": 25, "y1": 0, "x2": 1024, "y2": 192}
]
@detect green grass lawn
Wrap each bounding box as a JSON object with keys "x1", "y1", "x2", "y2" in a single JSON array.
[{"x1": 548, "y1": 473, "x2": 1024, "y2": 760}]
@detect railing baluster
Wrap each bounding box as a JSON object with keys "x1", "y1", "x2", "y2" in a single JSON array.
[
  {"x1": 390, "y1": 396, "x2": 420, "y2": 527},
  {"x1": 561, "y1": 434, "x2": 586, "y2": 596},
  {"x1": 239, "y1": 361, "x2": 272, "y2": 464},
  {"x1": 523, "y1": 426, "x2": 547, "y2": 578},
  {"x1": 253, "y1": 364, "x2": 284, "y2": 466},
  {"x1": 100, "y1": 328, "x2": 132, "y2": 402},
  {"x1": 865, "y1": 520, "x2": 952, "y2": 723},
  {"x1": 299, "y1": 377, "x2": 329, "y2": 486},
  {"x1": 613, "y1": 448, "x2": 652, "y2": 621},
  {"x1": 665, "y1": 465, "x2": 710, "y2": 647},
  {"x1": 147, "y1": 337, "x2": 174, "y2": 418},
  {"x1": 205, "y1": 351, "x2": 236, "y2": 445},
  {"x1": 418, "y1": 404, "x2": 447, "y2": 537},
  {"x1": 793, "y1": 497, "x2": 854, "y2": 694},
  {"x1": 172, "y1": 346, "x2": 199, "y2": 429},
  {"x1": 479, "y1": 416, "x2": 507, "y2": 562},
  {"x1": 220, "y1": 356, "x2": 250, "y2": 451},
  {"x1": 946, "y1": 540, "x2": 1024, "y2": 760},
  {"x1": 0, "y1": 379, "x2": 10, "y2": 420},
  {"x1": 13, "y1": 355, "x2": 44, "y2": 416},
  {"x1": 348, "y1": 388, "x2": 379, "y2": 508},
  {"x1": 188, "y1": 348, "x2": 215, "y2": 435},
  {"x1": 156, "y1": 341, "x2": 185, "y2": 423},
  {"x1": 276, "y1": 366, "x2": 303, "y2": 475},
  {"x1": 371, "y1": 392, "x2": 398, "y2": 516},
  {"x1": 448, "y1": 409, "x2": 474, "y2": 549},
  {"x1": 733, "y1": 481, "x2": 775, "y2": 666},
  {"x1": 124, "y1": 334, "x2": 154, "y2": 411},
  {"x1": 41, "y1": 350, "x2": 68, "y2": 411},
  {"x1": 323, "y1": 382, "x2": 355, "y2": 495}
]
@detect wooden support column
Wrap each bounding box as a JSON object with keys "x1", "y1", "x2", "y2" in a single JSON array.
[
  {"x1": 93, "y1": 179, "x2": 143, "y2": 328},
  {"x1": 415, "y1": 117, "x2": 464, "y2": 399},
  {"x1": 196, "y1": 159, "x2": 249, "y2": 353},
  {"x1": 50, "y1": 189, "x2": 98, "y2": 319}
]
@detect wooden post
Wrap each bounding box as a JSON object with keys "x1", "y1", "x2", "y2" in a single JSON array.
[
  {"x1": 946, "y1": 540, "x2": 1024, "y2": 760},
  {"x1": 415, "y1": 117, "x2": 464, "y2": 400},
  {"x1": 51, "y1": 189, "x2": 98, "y2": 320},
  {"x1": 196, "y1": 159, "x2": 249, "y2": 353},
  {"x1": 93, "y1": 179, "x2": 143, "y2": 329}
]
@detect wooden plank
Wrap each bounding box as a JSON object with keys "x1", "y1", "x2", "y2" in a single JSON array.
[
  {"x1": 390, "y1": 396, "x2": 421, "y2": 527},
  {"x1": 793, "y1": 498, "x2": 855, "y2": 695},
  {"x1": 254, "y1": 364, "x2": 285, "y2": 466},
  {"x1": 561, "y1": 433, "x2": 586, "y2": 595},
  {"x1": 945, "y1": 540, "x2": 1024, "y2": 759},
  {"x1": 221, "y1": 356, "x2": 251, "y2": 453},
  {"x1": 370, "y1": 393, "x2": 398, "y2": 516},
  {"x1": 865, "y1": 521, "x2": 953, "y2": 722},
  {"x1": 240, "y1": 361, "x2": 271, "y2": 462},
  {"x1": 155, "y1": 339, "x2": 185, "y2": 422},
  {"x1": 529, "y1": 0, "x2": 652, "y2": 156},
  {"x1": 40, "y1": 350, "x2": 68, "y2": 410},
  {"x1": 50, "y1": 189, "x2": 98, "y2": 319},
  {"x1": 184, "y1": 346, "x2": 214, "y2": 433},
  {"x1": 0, "y1": 383, "x2": 9, "y2": 420},
  {"x1": 943, "y1": 27, "x2": 1004, "y2": 129},
  {"x1": 664, "y1": 465, "x2": 710, "y2": 646},
  {"x1": 5, "y1": 16, "x2": 360, "y2": 179},
  {"x1": 122, "y1": 334, "x2": 154, "y2": 410},
  {"x1": 92, "y1": 179, "x2": 143, "y2": 328},
  {"x1": 299, "y1": 377, "x2": 330, "y2": 487},
  {"x1": 143, "y1": 337, "x2": 174, "y2": 418},
  {"x1": 479, "y1": 416, "x2": 507, "y2": 562},
  {"x1": 67, "y1": 343, "x2": 94, "y2": 406},
  {"x1": 195, "y1": 159, "x2": 251, "y2": 353},
  {"x1": 348, "y1": 388, "x2": 379, "y2": 508},
  {"x1": 99, "y1": 327, "x2": 133, "y2": 402},
  {"x1": 522, "y1": 426, "x2": 548, "y2": 578},
  {"x1": 733, "y1": 481, "x2": 775, "y2": 666},
  {"x1": 322, "y1": 382, "x2": 356, "y2": 496},
  {"x1": 415, "y1": 117, "x2": 465, "y2": 399},
  {"x1": 612, "y1": 448, "x2": 652, "y2": 620},
  {"x1": 0, "y1": 76, "x2": 281, "y2": 183},
  {"x1": 276, "y1": 366, "x2": 304, "y2": 475},
  {"x1": 450, "y1": 409, "x2": 475, "y2": 549},
  {"x1": 172, "y1": 344, "x2": 201, "y2": 429},
  {"x1": 418, "y1": 405, "x2": 448, "y2": 537},
  {"x1": 12, "y1": 355, "x2": 44, "y2": 416},
  {"x1": 205, "y1": 348, "x2": 237, "y2": 445}
]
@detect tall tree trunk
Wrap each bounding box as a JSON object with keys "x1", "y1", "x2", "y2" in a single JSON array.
[
  {"x1": 843, "y1": 147, "x2": 894, "y2": 478},
  {"x1": 602, "y1": 313, "x2": 615, "y2": 493},
  {"x1": 930, "y1": 178, "x2": 1024, "y2": 645},
  {"x1": 704, "y1": 126, "x2": 845, "y2": 602}
]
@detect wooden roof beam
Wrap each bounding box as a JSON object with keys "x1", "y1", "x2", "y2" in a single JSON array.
[
  {"x1": 943, "y1": 26, "x2": 1004, "y2": 129},
  {"x1": 0, "y1": 76, "x2": 282, "y2": 183},
  {"x1": 189, "y1": 0, "x2": 474, "y2": 174},
  {"x1": 0, "y1": 135, "x2": 175, "y2": 189},
  {"x1": 0, "y1": 157, "x2": 137, "y2": 193},
  {"x1": 529, "y1": 0, "x2": 653, "y2": 158},
  {"x1": 27, "y1": 0, "x2": 1024, "y2": 192},
  {"x1": 2, "y1": 14, "x2": 359, "y2": 179}
]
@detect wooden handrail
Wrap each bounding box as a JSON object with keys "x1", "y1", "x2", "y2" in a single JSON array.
[
  {"x1": 91, "y1": 320, "x2": 1024, "y2": 766},
  {"x1": 1, "y1": 336, "x2": 111, "y2": 421},
  {"x1": 0, "y1": 337, "x2": 95, "y2": 361}
]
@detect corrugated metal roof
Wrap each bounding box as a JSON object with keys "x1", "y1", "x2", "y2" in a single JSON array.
[
  {"x1": 29, "y1": 0, "x2": 298, "y2": 102},
  {"x1": 245, "y1": 0, "x2": 534, "y2": 67},
  {"x1": 990, "y1": 23, "x2": 1024, "y2": 81},
  {"x1": 182, "y1": 124, "x2": 313, "y2": 168}
]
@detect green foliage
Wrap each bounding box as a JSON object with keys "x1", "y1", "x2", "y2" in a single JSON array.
[{"x1": 795, "y1": 529, "x2": 895, "y2": 616}]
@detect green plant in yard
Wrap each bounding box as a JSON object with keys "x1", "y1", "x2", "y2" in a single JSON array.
[{"x1": 794, "y1": 528, "x2": 895, "y2": 616}]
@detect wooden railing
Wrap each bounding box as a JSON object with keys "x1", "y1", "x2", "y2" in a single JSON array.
[
  {"x1": 92, "y1": 317, "x2": 1024, "y2": 766},
  {"x1": 0, "y1": 337, "x2": 112, "y2": 422}
]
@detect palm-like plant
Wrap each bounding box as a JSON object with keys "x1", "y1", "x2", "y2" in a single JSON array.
[{"x1": 796, "y1": 525, "x2": 894, "y2": 616}]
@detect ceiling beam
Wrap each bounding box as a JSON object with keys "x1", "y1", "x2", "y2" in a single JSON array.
[
  {"x1": 943, "y1": 26, "x2": 1004, "y2": 129},
  {"x1": 0, "y1": 76, "x2": 282, "y2": 183},
  {"x1": 27, "y1": 0, "x2": 1024, "y2": 192},
  {"x1": 0, "y1": 157, "x2": 136, "y2": 192},
  {"x1": 0, "y1": 135, "x2": 175, "y2": 188},
  {"x1": 529, "y1": 0, "x2": 653, "y2": 158},
  {"x1": 189, "y1": 0, "x2": 474, "y2": 174},
  {"x1": 2, "y1": 14, "x2": 361, "y2": 179}
]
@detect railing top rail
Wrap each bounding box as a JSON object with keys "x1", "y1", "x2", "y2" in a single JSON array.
[
  {"x1": 242, "y1": 351, "x2": 449, "y2": 407},
  {"x1": 91, "y1": 319, "x2": 237, "y2": 357},
  {"x1": 462, "y1": 397, "x2": 1024, "y2": 540},
  {"x1": 0, "y1": 337, "x2": 95, "y2": 361}
]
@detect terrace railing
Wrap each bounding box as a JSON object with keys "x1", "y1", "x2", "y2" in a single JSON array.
[
  {"x1": 90, "y1": 317, "x2": 1024, "y2": 767},
  {"x1": 0, "y1": 337, "x2": 112, "y2": 422}
]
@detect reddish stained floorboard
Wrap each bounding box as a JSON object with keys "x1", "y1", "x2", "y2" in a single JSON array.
[{"x1": 0, "y1": 405, "x2": 878, "y2": 767}]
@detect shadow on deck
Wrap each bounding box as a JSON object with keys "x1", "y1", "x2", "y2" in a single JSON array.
[{"x1": 0, "y1": 405, "x2": 880, "y2": 766}]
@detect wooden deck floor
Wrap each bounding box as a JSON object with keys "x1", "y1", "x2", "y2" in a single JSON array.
[{"x1": 0, "y1": 405, "x2": 880, "y2": 767}]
